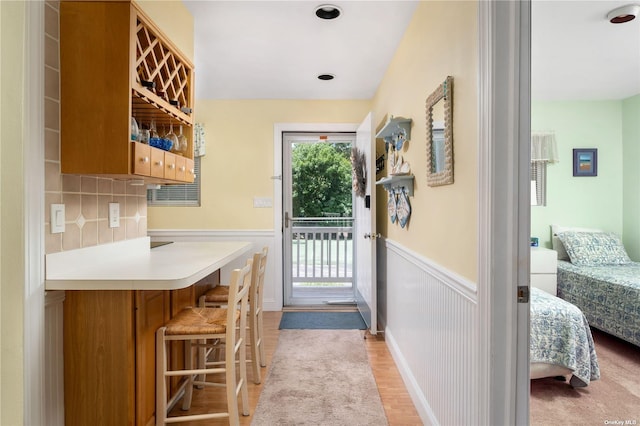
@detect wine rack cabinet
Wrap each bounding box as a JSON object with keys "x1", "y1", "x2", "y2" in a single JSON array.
[{"x1": 60, "y1": 1, "x2": 195, "y2": 183}]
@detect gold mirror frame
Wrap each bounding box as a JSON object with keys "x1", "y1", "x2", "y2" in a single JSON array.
[{"x1": 425, "y1": 76, "x2": 454, "y2": 186}]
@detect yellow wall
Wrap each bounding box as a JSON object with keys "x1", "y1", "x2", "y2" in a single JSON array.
[
  {"x1": 1, "y1": 1, "x2": 26, "y2": 424},
  {"x1": 148, "y1": 100, "x2": 371, "y2": 229},
  {"x1": 136, "y1": 0, "x2": 194, "y2": 61},
  {"x1": 372, "y1": 1, "x2": 478, "y2": 281},
  {"x1": 148, "y1": 1, "x2": 478, "y2": 281}
]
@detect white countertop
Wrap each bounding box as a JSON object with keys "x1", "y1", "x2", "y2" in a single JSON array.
[{"x1": 45, "y1": 237, "x2": 252, "y2": 291}]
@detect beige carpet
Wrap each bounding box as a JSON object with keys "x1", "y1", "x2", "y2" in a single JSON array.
[
  {"x1": 530, "y1": 329, "x2": 640, "y2": 425},
  {"x1": 251, "y1": 329, "x2": 388, "y2": 425}
]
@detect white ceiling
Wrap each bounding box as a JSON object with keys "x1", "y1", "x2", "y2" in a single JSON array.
[
  {"x1": 183, "y1": 1, "x2": 640, "y2": 101},
  {"x1": 532, "y1": 0, "x2": 640, "y2": 101},
  {"x1": 183, "y1": 1, "x2": 419, "y2": 100}
]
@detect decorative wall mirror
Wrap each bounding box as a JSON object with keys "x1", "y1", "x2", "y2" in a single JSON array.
[{"x1": 425, "y1": 76, "x2": 454, "y2": 186}]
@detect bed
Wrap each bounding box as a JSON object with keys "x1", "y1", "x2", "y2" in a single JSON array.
[
  {"x1": 552, "y1": 226, "x2": 640, "y2": 348},
  {"x1": 530, "y1": 287, "x2": 600, "y2": 387}
]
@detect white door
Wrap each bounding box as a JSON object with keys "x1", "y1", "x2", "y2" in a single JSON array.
[
  {"x1": 354, "y1": 112, "x2": 378, "y2": 334},
  {"x1": 282, "y1": 133, "x2": 357, "y2": 306}
]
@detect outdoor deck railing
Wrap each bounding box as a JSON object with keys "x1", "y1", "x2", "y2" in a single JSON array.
[{"x1": 291, "y1": 217, "x2": 353, "y2": 283}]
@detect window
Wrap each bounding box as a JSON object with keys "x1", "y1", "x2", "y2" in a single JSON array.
[
  {"x1": 530, "y1": 132, "x2": 556, "y2": 207},
  {"x1": 530, "y1": 161, "x2": 547, "y2": 206},
  {"x1": 147, "y1": 156, "x2": 201, "y2": 206}
]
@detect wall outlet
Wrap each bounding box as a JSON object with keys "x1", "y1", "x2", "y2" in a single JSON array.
[
  {"x1": 50, "y1": 204, "x2": 65, "y2": 234},
  {"x1": 109, "y1": 203, "x2": 120, "y2": 228},
  {"x1": 253, "y1": 197, "x2": 273, "y2": 208}
]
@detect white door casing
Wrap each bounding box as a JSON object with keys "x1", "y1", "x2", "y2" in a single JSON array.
[
  {"x1": 477, "y1": 1, "x2": 531, "y2": 424},
  {"x1": 354, "y1": 112, "x2": 378, "y2": 334},
  {"x1": 273, "y1": 122, "x2": 359, "y2": 310}
]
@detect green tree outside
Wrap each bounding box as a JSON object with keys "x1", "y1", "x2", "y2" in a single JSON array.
[{"x1": 292, "y1": 142, "x2": 352, "y2": 218}]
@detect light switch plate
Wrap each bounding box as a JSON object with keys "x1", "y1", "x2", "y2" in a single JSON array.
[
  {"x1": 50, "y1": 204, "x2": 65, "y2": 234},
  {"x1": 253, "y1": 197, "x2": 273, "y2": 208},
  {"x1": 108, "y1": 202, "x2": 120, "y2": 228}
]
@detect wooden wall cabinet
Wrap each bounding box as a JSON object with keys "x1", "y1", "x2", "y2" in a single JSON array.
[{"x1": 60, "y1": 1, "x2": 195, "y2": 184}]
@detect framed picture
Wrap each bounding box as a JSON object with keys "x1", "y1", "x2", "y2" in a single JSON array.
[{"x1": 573, "y1": 148, "x2": 597, "y2": 177}]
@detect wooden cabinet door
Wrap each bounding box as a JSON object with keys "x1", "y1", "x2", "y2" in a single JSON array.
[
  {"x1": 135, "y1": 290, "x2": 170, "y2": 426},
  {"x1": 63, "y1": 290, "x2": 136, "y2": 426}
]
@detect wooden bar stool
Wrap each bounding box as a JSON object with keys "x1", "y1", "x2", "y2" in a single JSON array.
[
  {"x1": 156, "y1": 263, "x2": 252, "y2": 425},
  {"x1": 199, "y1": 247, "x2": 268, "y2": 384}
]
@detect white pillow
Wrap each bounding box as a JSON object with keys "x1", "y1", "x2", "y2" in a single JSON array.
[{"x1": 550, "y1": 225, "x2": 603, "y2": 261}]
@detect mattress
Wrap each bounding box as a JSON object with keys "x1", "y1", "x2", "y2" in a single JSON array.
[
  {"x1": 557, "y1": 260, "x2": 640, "y2": 347},
  {"x1": 530, "y1": 287, "x2": 600, "y2": 386}
]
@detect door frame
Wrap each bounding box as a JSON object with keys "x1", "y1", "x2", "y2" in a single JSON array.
[
  {"x1": 273, "y1": 123, "x2": 359, "y2": 310},
  {"x1": 477, "y1": 1, "x2": 531, "y2": 424}
]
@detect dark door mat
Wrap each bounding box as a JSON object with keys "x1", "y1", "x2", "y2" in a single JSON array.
[{"x1": 279, "y1": 311, "x2": 367, "y2": 330}]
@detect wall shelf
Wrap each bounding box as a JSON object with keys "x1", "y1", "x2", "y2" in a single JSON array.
[
  {"x1": 376, "y1": 174, "x2": 414, "y2": 196},
  {"x1": 375, "y1": 115, "x2": 413, "y2": 150}
]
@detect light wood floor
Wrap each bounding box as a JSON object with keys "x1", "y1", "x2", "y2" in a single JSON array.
[{"x1": 168, "y1": 311, "x2": 422, "y2": 425}]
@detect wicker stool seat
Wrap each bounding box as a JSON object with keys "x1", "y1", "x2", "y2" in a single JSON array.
[
  {"x1": 156, "y1": 263, "x2": 252, "y2": 426},
  {"x1": 199, "y1": 247, "x2": 268, "y2": 384},
  {"x1": 201, "y1": 285, "x2": 230, "y2": 304},
  {"x1": 164, "y1": 307, "x2": 235, "y2": 335}
]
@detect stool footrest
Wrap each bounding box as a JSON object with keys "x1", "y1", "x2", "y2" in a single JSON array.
[{"x1": 165, "y1": 367, "x2": 224, "y2": 377}]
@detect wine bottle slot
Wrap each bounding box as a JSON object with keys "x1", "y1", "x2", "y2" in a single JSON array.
[{"x1": 141, "y1": 80, "x2": 156, "y2": 90}]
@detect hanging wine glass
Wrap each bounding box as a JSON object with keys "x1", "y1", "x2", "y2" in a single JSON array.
[
  {"x1": 177, "y1": 124, "x2": 188, "y2": 155},
  {"x1": 149, "y1": 119, "x2": 160, "y2": 139},
  {"x1": 165, "y1": 122, "x2": 179, "y2": 153},
  {"x1": 130, "y1": 117, "x2": 139, "y2": 141}
]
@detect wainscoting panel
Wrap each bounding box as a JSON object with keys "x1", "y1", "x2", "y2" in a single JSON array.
[
  {"x1": 378, "y1": 239, "x2": 478, "y2": 425},
  {"x1": 148, "y1": 230, "x2": 281, "y2": 311},
  {"x1": 45, "y1": 291, "x2": 66, "y2": 426}
]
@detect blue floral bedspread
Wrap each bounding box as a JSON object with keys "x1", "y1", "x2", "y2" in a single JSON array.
[
  {"x1": 557, "y1": 260, "x2": 640, "y2": 347},
  {"x1": 530, "y1": 287, "x2": 600, "y2": 386}
]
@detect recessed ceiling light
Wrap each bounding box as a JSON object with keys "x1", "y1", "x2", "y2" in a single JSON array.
[
  {"x1": 607, "y1": 4, "x2": 640, "y2": 23},
  {"x1": 317, "y1": 74, "x2": 335, "y2": 81},
  {"x1": 315, "y1": 4, "x2": 341, "y2": 20}
]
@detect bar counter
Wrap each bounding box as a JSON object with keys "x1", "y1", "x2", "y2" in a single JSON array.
[{"x1": 45, "y1": 237, "x2": 252, "y2": 290}]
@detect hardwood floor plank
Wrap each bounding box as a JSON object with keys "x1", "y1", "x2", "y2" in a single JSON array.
[{"x1": 167, "y1": 311, "x2": 421, "y2": 425}]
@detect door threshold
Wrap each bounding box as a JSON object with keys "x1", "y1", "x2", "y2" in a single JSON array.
[
  {"x1": 325, "y1": 299, "x2": 356, "y2": 305},
  {"x1": 282, "y1": 304, "x2": 357, "y2": 312}
]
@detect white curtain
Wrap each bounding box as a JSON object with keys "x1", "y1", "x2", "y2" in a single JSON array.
[
  {"x1": 531, "y1": 131, "x2": 558, "y2": 163},
  {"x1": 194, "y1": 123, "x2": 206, "y2": 157}
]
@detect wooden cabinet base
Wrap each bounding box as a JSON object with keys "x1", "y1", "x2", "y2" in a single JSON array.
[{"x1": 63, "y1": 271, "x2": 219, "y2": 425}]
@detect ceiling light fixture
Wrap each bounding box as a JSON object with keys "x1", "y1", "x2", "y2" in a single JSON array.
[
  {"x1": 317, "y1": 74, "x2": 335, "y2": 81},
  {"x1": 607, "y1": 4, "x2": 640, "y2": 23},
  {"x1": 315, "y1": 4, "x2": 341, "y2": 20}
]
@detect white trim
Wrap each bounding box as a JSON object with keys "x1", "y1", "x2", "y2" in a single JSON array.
[
  {"x1": 477, "y1": 1, "x2": 531, "y2": 425},
  {"x1": 24, "y1": 1, "x2": 45, "y2": 424},
  {"x1": 148, "y1": 229, "x2": 274, "y2": 239},
  {"x1": 385, "y1": 238, "x2": 477, "y2": 303},
  {"x1": 384, "y1": 327, "x2": 437, "y2": 425}
]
